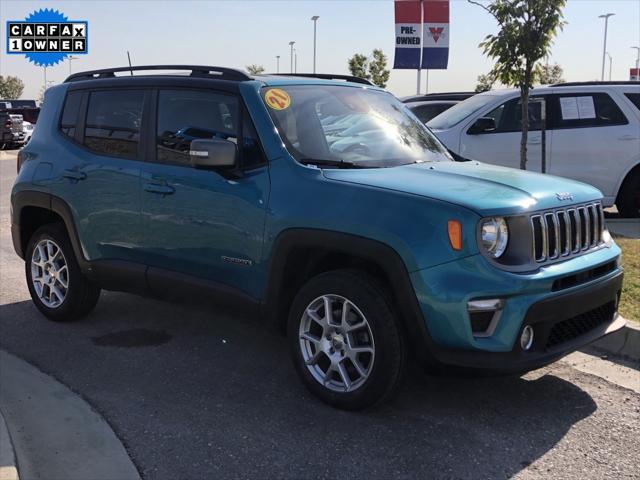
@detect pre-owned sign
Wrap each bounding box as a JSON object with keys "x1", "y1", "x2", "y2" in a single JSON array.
[{"x1": 393, "y1": 0, "x2": 449, "y2": 70}]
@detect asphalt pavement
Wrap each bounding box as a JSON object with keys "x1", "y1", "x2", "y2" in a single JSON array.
[{"x1": 1, "y1": 150, "x2": 639, "y2": 479}]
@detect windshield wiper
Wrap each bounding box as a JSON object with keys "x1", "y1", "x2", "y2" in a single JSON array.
[{"x1": 299, "y1": 158, "x2": 367, "y2": 169}]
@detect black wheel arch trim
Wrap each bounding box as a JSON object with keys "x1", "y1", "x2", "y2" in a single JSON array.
[
  {"x1": 262, "y1": 228, "x2": 440, "y2": 365},
  {"x1": 12, "y1": 190, "x2": 89, "y2": 270}
]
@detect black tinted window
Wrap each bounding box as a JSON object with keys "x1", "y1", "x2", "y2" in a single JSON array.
[
  {"x1": 550, "y1": 93, "x2": 627, "y2": 129},
  {"x1": 625, "y1": 93, "x2": 640, "y2": 111},
  {"x1": 410, "y1": 104, "x2": 451, "y2": 124},
  {"x1": 60, "y1": 91, "x2": 82, "y2": 138},
  {"x1": 241, "y1": 113, "x2": 266, "y2": 169},
  {"x1": 84, "y1": 90, "x2": 144, "y2": 159},
  {"x1": 157, "y1": 90, "x2": 238, "y2": 165},
  {"x1": 483, "y1": 97, "x2": 545, "y2": 133}
]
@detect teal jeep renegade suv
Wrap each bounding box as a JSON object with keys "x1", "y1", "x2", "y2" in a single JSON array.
[{"x1": 11, "y1": 66, "x2": 625, "y2": 409}]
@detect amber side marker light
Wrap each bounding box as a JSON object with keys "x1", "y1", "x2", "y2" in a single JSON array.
[{"x1": 448, "y1": 220, "x2": 463, "y2": 251}]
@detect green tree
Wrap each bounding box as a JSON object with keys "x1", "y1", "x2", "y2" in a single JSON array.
[
  {"x1": 536, "y1": 62, "x2": 564, "y2": 84},
  {"x1": 347, "y1": 50, "x2": 390, "y2": 87},
  {"x1": 469, "y1": 0, "x2": 566, "y2": 170},
  {"x1": 475, "y1": 72, "x2": 496, "y2": 92},
  {"x1": 347, "y1": 53, "x2": 370, "y2": 80},
  {"x1": 0, "y1": 75, "x2": 25, "y2": 99},
  {"x1": 369, "y1": 49, "x2": 390, "y2": 88},
  {"x1": 246, "y1": 64, "x2": 265, "y2": 75}
]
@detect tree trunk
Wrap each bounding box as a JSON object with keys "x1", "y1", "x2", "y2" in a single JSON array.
[{"x1": 520, "y1": 85, "x2": 529, "y2": 170}]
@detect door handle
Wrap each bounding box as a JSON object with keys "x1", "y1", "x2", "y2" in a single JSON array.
[
  {"x1": 528, "y1": 137, "x2": 541, "y2": 145},
  {"x1": 144, "y1": 183, "x2": 175, "y2": 195},
  {"x1": 62, "y1": 169, "x2": 87, "y2": 181},
  {"x1": 618, "y1": 134, "x2": 639, "y2": 141}
]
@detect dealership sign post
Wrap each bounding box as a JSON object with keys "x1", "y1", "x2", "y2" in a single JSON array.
[{"x1": 394, "y1": 0, "x2": 449, "y2": 94}]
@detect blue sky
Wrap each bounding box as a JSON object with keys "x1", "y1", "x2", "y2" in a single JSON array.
[{"x1": 1, "y1": 0, "x2": 639, "y2": 99}]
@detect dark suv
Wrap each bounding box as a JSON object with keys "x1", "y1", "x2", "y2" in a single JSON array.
[
  {"x1": 11, "y1": 66, "x2": 624, "y2": 410},
  {"x1": 1, "y1": 112, "x2": 25, "y2": 149}
]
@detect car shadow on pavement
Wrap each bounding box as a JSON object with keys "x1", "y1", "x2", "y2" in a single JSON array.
[{"x1": 0, "y1": 294, "x2": 597, "y2": 479}]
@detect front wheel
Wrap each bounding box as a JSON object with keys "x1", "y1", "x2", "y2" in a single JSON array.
[
  {"x1": 287, "y1": 270, "x2": 405, "y2": 410},
  {"x1": 25, "y1": 223, "x2": 101, "y2": 321}
]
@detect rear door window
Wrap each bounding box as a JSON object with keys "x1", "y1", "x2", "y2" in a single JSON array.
[
  {"x1": 549, "y1": 93, "x2": 628, "y2": 129},
  {"x1": 156, "y1": 89, "x2": 239, "y2": 166},
  {"x1": 83, "y1": 90, "x2": 145, "y2": 159}
]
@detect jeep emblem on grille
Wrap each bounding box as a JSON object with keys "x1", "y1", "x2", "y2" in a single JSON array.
[{"x1": 555, "y1": 192, "x2": 573, "y2": 201}]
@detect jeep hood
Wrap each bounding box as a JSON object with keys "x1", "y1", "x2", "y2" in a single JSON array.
[{"x1": 322, "y1": 161, "x2": 602, "y2": 216}]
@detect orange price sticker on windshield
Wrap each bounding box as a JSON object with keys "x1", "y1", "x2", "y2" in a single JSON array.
[{"x1": 264, "y1": 88, "x2": 291, "y2": 110}]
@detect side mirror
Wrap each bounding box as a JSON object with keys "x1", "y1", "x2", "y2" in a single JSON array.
[
  {"x1": 468, "y1": 117, "x2": 497, "y2": 135},
  {"x1": 189, "y1": 138, "x2": 237, "y2": 168}
]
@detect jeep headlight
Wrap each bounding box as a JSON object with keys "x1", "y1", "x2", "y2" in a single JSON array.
[{"x1": 480, "y1": 217, "x2": 509, "y2": 258}]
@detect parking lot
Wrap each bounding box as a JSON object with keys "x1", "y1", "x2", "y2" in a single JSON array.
[{"x1": 0, "y1": 149, "x2": 638, "y2": 479}]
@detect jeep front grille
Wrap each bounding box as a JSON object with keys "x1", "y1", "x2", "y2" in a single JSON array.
[{"x1": 531, "y1": 203, "x2": 604, "y2": 263}]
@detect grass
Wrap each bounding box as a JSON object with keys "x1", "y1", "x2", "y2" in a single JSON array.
[{"x1": 616, "y1": 238, "x2": 640, "y2": 325}]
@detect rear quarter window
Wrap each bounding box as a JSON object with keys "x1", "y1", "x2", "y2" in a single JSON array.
[
  {"x1": 624, "y1": 93, "x2": 640, "y2": 111},
  {"x1": 60, "y1": 91, "x2": 82, "y2": 138}
]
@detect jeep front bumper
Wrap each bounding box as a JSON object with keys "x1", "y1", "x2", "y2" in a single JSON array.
[{"x1": 410, "y1": 245, "x2": 624, "y2": 372}]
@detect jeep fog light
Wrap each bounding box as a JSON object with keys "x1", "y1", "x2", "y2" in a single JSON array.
[
  {"x1": 480, "y1": 217, "x2": 509, "y2": 258},
  {"x1": 520, "y1": 325, "x2": 534, "y2": 351}
]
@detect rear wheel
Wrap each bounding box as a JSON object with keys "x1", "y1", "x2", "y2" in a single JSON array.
[
  {"x1": 25, "y1": 223, "x2": 101, "y2": 321},
  {"x1": 287, "y1": 270, "x2": 405, "y2": 410},
  {"x1": 616, "y1": 169, "x2": 640, "y2": 218}
]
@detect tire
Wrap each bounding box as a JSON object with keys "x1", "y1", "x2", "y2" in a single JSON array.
[
  {"x1": 287, "y1": 269, "x2": 405, "y2": 410},
  {"x1": 616, "y1": 169, "x2": 640, "y2": 218},
  {"x1": 25, "y1": 223, "x2": 101, "y2": 322}
]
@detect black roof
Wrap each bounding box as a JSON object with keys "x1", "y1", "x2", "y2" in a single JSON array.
[
  {"x1": 65, "y1": 65, "x2": 252, "y2": 83},
  {"x1": 266, "y1": 73, "x2": 373, "y2": 86},
  {"x1": 401, "y1": 91, "x2": 476, "y2": 103},
  {"x1": 65, "y1": 65, "x2": 375, "y2": 86}
]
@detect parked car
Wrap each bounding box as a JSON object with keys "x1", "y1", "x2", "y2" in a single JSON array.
[
  {"x1": 0, "y1": 99, "x2": 38, "y2": 108},
  {"x1": 428, "y1": 82, "x2": 640, "y2": 217},
  {"x1": 12, "y1": 66, "x2": 625, "y2": 410},
  {"x1": 22, "y1": 121, "x2": 34, "y2": 144},
  {"x1": 407, "y1": 100, "x2": 459, "y2": 124},
  {"x1": 1, "y1": 112, "x2": 25, "y2": 149},
  {"x1": 401, "y1": 91, "x2": 476, "y2": 103},
  {"x1": 2, "y1": 107, "x2": 40, "y2": 125}
]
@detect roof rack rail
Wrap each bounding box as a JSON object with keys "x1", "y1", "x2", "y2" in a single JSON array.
[
  {"x1": 64, "y1": 65, "x2": 252, "y2": 83},
  {"x1": 267, "y1": 73, "x2": 374, "y2": 86},
  {"x1": 551, "y1": 81, "x2": 640, "y2": 87}
]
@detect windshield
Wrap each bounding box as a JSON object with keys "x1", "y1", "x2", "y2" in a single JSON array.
[
  {"x1": 427, "y1": 93, "x2": 498, "y2": 130},
  {"x1": 262, "y1": 85, "x2": 451, "y2": 168}
]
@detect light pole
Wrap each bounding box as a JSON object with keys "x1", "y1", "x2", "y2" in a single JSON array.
[
  {"x1": 276, "y1": 55, "x2": 280, "y2": 74},
  {"x1": 289, "y1": 41, "x2": 295, "y2": 74},
  {"x1": 632, "y1": 46, "x2": 640, "y2": 72},
  {"x1": 598, "y1": 13, "x2": 615, "y2": 81},
  {"x1": 606, "y1": 52, "x2": 612, "y2": 81},
  {"x1": 294, "y1": 49, "x2": 298, "y2": 73},
  {"x1": 67, "y1": 55, "x2": 79, "y2": 75},
  {"x1": 311, "y1": 15, "x2": 319, "y2": 74}
]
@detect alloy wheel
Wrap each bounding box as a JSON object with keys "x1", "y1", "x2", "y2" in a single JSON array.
[
  {"x1": 299, "y1": 294, "x2": 375, "y2": 393},
  {"x1": 31, "y1": 239, "x2": 69, "y2": 308}
]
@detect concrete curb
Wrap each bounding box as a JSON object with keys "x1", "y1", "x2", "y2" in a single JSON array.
[
  {"x1": 0, "y1": 350, "x2": 140, "y2": 480},
  {"x1": 589, "y1": 318, "x2": 640, "y2": 362},
  {"x1": 0, "y1": 410, "x2": 19, "y2": 480}
]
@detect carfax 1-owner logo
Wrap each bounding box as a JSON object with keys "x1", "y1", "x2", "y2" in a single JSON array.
[{"x1": 6, "y1": 8, "x2": 88, "y2": 66}]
